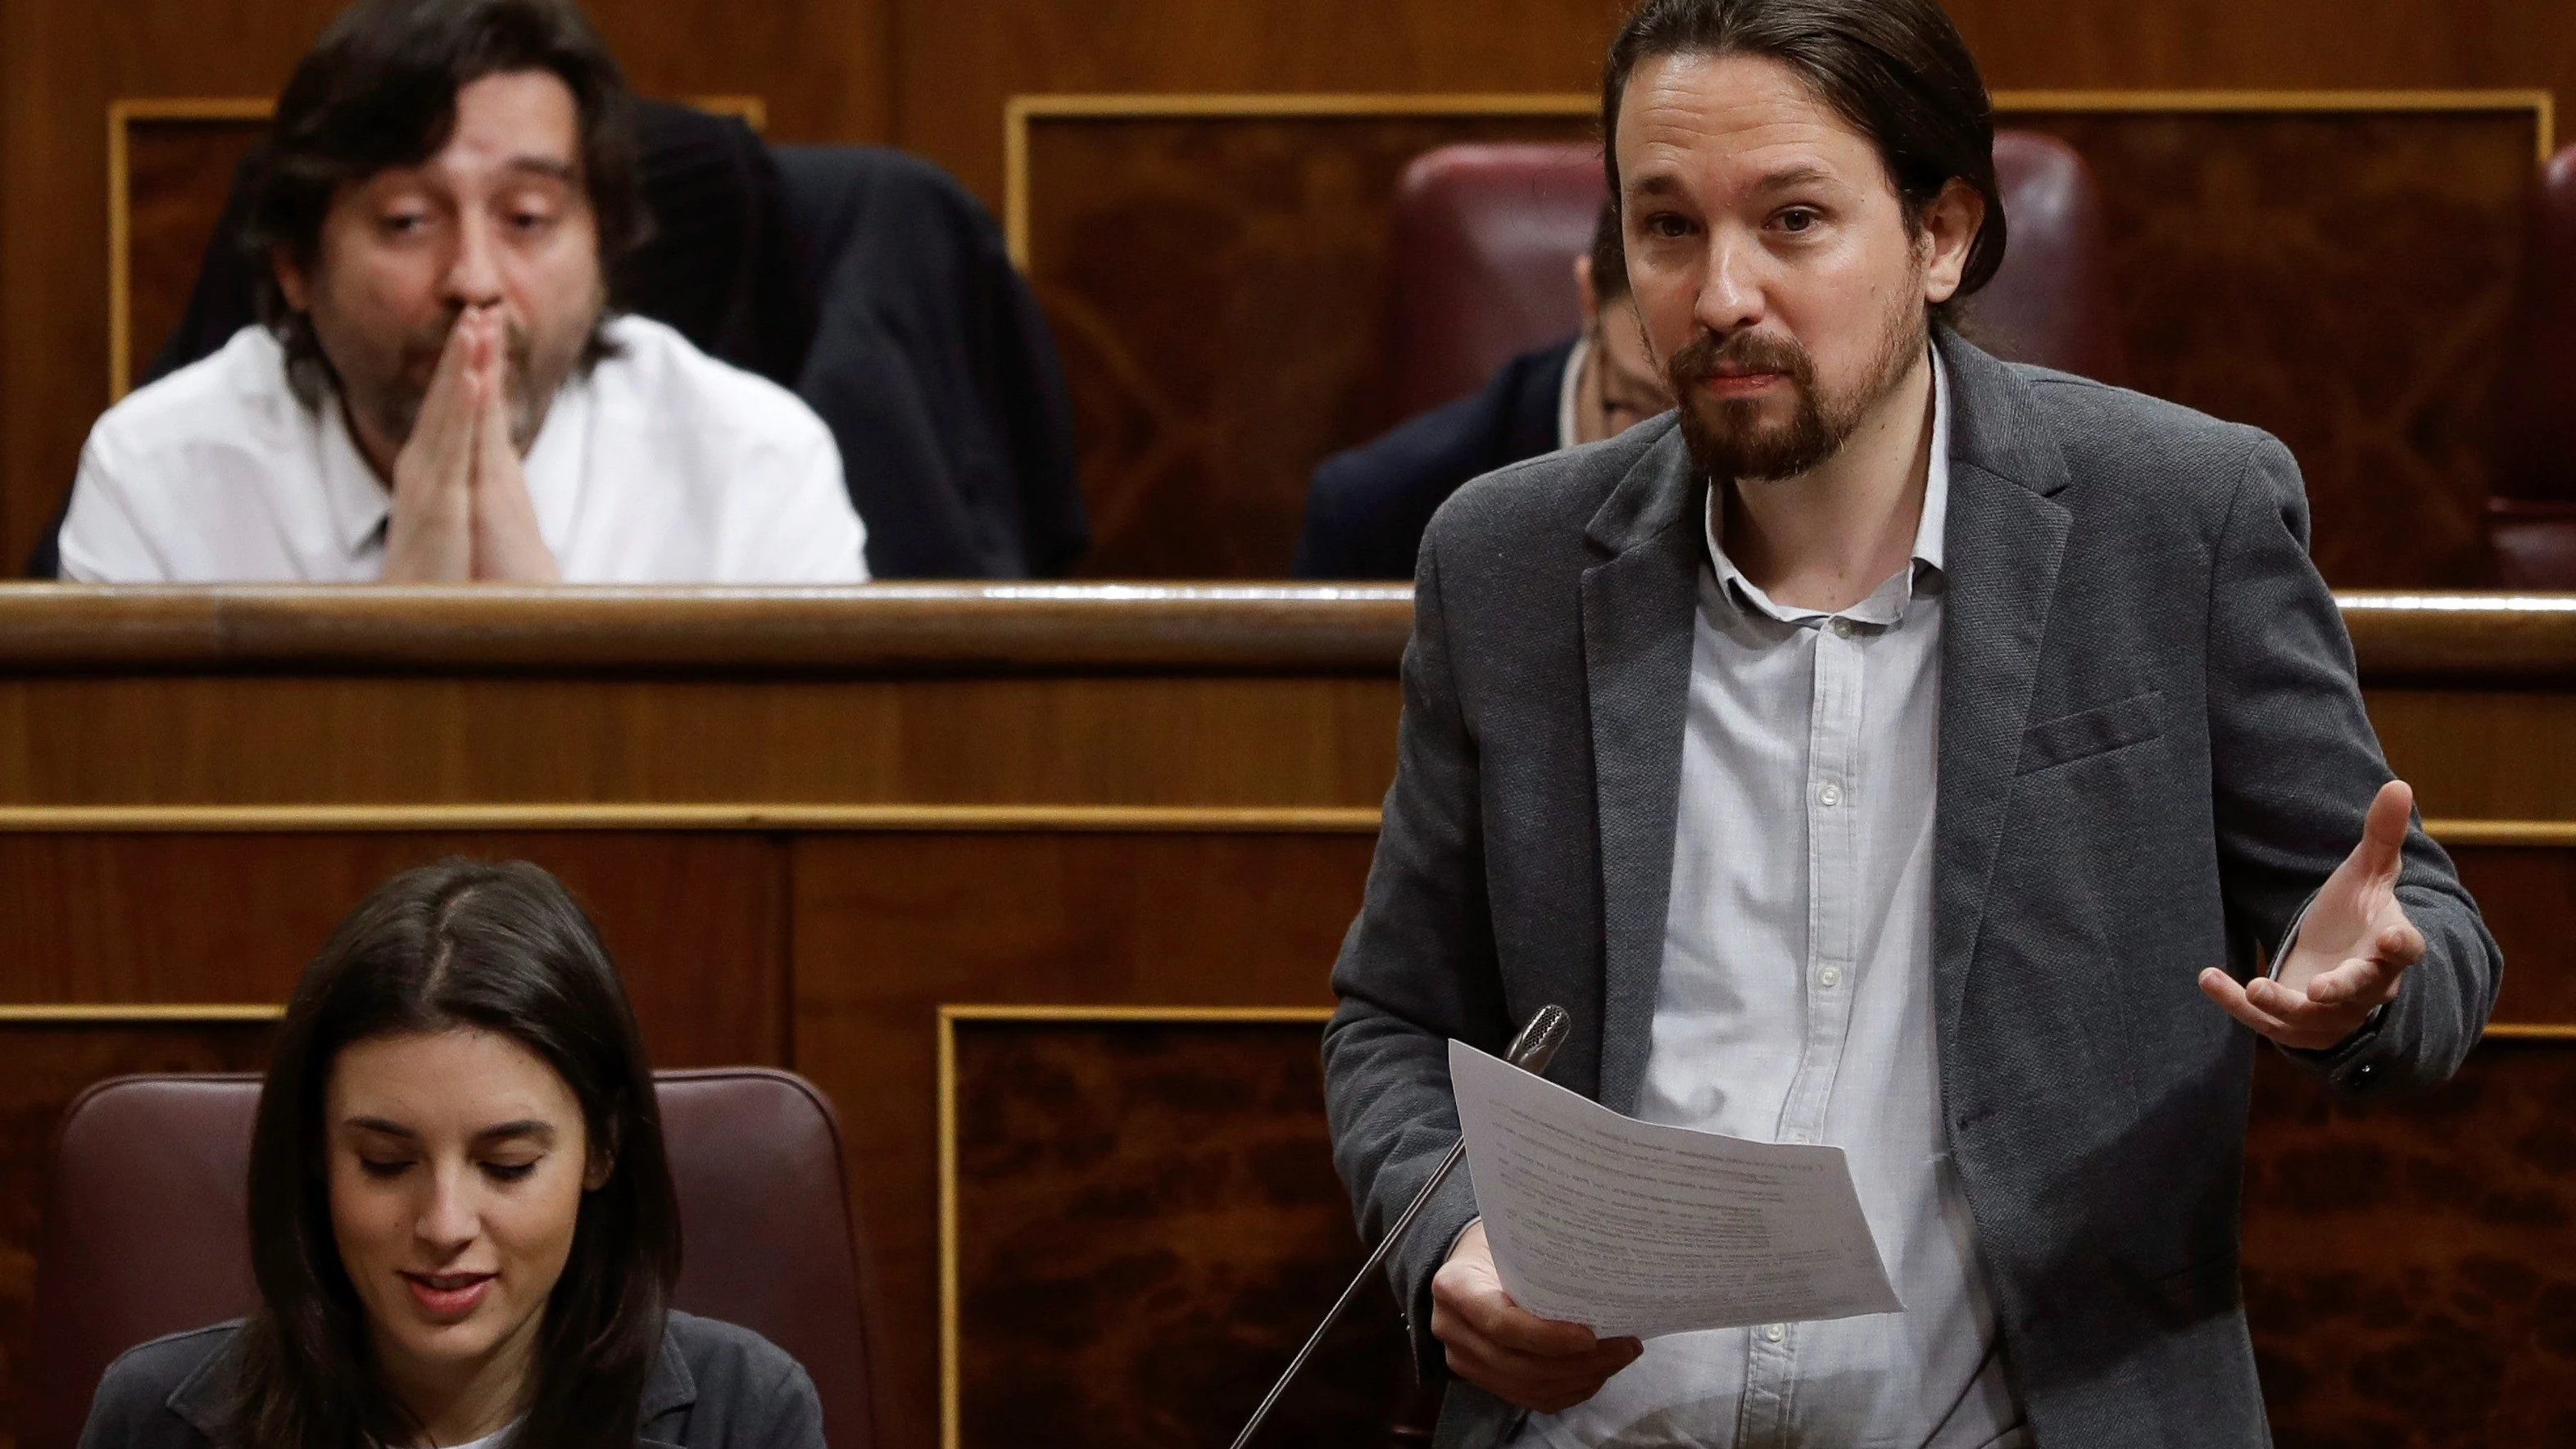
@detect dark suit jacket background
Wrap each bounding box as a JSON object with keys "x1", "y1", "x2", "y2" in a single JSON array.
[
  {"x1": 1321, "y1": 331, "x2": 2502, "y2": 1449},
  {"x1": 27, "y1": 101, "x2": 1086, "y2": 581},
  {"x1": 1293, "y1": 337, "x2": 1571, "y2": 579}
]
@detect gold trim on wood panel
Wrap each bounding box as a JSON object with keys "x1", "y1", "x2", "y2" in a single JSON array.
[
  {"x1": 935, "y1": 1003, "x2": 1336, "y2": 1449},
  {"x1": 1002, "y1": 88, "x2": 2555, "y2": 265},
  {"x1": 2483, "y1": 1024, "x2": 2576, "y2": 1040},
  {"x1": 0, "y1": 1003, "x2": 283, "y2": 1023},
  {"x1": 0, "y1": 804, "x2": 1386, "y2": 834},
  {"x1": 107, "y1": 95, "x2": 767, "y2": 400},
  {"x1": 2420, "y1": 819, "x2": 2576, "y2": 846}
]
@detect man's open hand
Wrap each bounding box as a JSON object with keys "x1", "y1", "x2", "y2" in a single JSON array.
[
  {"x1": 2200, "y1": 779, "x2": 2426, "y2": 1050},
  {"x1": 1430, "y1": 1221, "x2": 1641, "y2": 1413}
]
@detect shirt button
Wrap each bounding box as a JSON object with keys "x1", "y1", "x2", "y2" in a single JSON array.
[
  {"x1": 1818, "y1": 782, "x2": 1842, "y2": 808},
  {"x1": 1761, "y1": 1323, "x2": 1786, "y2": 1343},
  {"x1": 1832, "y1": 618, "x2": 1854, "y2": 638},
  {"x1": 1788, "y1": 1131, "x2": 1812, "y2": 1144},
  {"x1": 1819, "y1": 966, "x2": 1841, "y2": 989}
]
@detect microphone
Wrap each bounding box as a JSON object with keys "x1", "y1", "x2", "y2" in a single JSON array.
[{"x1": 1226, "y1": 1004, "x2": 1572, "y2": 1449}]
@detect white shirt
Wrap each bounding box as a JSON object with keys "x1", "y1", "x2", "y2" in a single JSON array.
[
  {"x1": 58, "y1": 316, "x2": 869, "y2": 583},
  {"x1": 1555, "y1": 333, "x2": 1594, "y2": 452},
  {"x1": 1517, "y1": 355, "x2": 2026, "y2": 1449}
]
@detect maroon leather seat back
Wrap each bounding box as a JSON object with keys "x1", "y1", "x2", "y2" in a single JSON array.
[
  {"x1": 1383, "y1": 130, "x2": 2126, "y2": 419},
  {"x1": 20, "y1": 1069, "x2": 877, "y2": 1449},
  {"x1": 2487, "y1": 142, "x2": 2576, "y2": 586}
]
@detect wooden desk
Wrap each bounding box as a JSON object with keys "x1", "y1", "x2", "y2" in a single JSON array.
[{"x1": 0, "y1": 586, "x2": 2567, "y2": 1449}]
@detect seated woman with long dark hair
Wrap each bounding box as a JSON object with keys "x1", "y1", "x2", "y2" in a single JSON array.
[{"x1": 77, "y1": 859, "x2": 824, "y2": 1449}]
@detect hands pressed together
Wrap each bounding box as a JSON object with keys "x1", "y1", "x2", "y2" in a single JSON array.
[
  {"x1": 381, "y1": 307, "x2": 562, "y2": 583},
  {"x1": 2198, "y1": 779, "x2": 2427, "y2": 1051}
]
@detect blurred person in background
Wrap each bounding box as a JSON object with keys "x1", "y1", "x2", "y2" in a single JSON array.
[
  {"x1": 1295, "y1": 199, "x2": 1672, "y2": 578},
  {"x1": 56, "y1": 0, "x2": 867, "y2": 585}
]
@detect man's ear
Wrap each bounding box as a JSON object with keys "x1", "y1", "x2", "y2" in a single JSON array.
[
  {"x1": 1572, "y1": 253, "x2": 1601, "y2": 328},
  {"x1": 272, "y1": 247, "x2": 311, "y2": 314},
  {"x1": 1917, "y1": 177, "x2": 1986, "y2": 306}
]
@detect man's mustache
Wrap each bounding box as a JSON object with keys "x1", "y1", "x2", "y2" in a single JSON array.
[{"x1": 1667, "y1": 330, "x2": 1816, "y2": 391}]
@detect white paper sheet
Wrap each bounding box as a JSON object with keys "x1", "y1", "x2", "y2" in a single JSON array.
[{"x1": 1449, "y1": 1038, "x2": 1902, "y2": 1340}]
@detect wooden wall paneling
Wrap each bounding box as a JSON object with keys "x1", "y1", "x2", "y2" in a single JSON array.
[
  {"x1": 1998, "y1": 99, "x2": 2544, "y2": 588},
  {"x1": 898, "y1": 0, "x2": 1628, "y2": 206},
  {"x1": 0, "y1": 0, "x2": 895, "y2": 573},
  {"x1": 0, "y1": 1021, "x2": 277, "y2": 1449},
  {"x1": 2242, "y1": 1041, "x2": 2576, "y2": 1445},
  {"x1": 1014, "y1": 95, "x2": 2544, "y2": 582},
  {"x1": 905, "y1": 0, "x2": 2576, "y2": 218},
  {"x1": 930, "y1": 1017, "x2": 2576, "y2": 1449},
  {"x1": 1018, "y1": 103, "x2": 1593, "y2": 577},
  {"x1": 2450, "y1": 844, "x2": 2576, "y2": 1025},
  {"x1": 0, "y1": 674, "x2": 1405, "y2": 808},
  {"x1": 941, "y1": 1012, "x2": 1413, "y2": 1449},
  {"x1": 0, "y1": 831, "x2": 790, "y2": 1067},
  {"x1": 2362, "y1": 688, "x2": 2576, "y2": 822},
  {"x1": 790, "y1": 828, "x2": 1379, "y2": 1449}
]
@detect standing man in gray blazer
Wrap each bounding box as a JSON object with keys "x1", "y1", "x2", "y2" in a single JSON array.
[{"x1": 1319, "y1": 1, "x2": 2504, "y2": 1446}]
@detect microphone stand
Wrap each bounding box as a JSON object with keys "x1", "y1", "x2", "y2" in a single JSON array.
[{"x1": 1225, "y1": 1004, "x2": 1571, "y2": 1449}]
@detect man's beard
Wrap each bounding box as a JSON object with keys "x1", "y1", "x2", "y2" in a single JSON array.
[
  {"x1": 1664, "y1": 297, "x2": 1928, "y2": 483},
  {"x1": 367, "y1": 316, "x2": 550, "y2": 453}
]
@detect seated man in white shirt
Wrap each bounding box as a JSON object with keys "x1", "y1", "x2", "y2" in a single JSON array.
[{"x1": 58, "y1": 0, "x2": 869, "y2": 584}]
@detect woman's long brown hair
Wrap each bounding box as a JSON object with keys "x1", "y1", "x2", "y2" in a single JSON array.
[{"x1": 227, "y1": 858, "x2": 683, "y2": 1449}]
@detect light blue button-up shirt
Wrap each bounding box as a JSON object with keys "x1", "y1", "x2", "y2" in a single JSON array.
[{"x1": 1517, "y1": 354, "x2": 2026, "y2": 1449}]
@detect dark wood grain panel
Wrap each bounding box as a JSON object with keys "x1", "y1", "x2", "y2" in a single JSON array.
[
  {"x1": 1027, "y1": 112, "x2": 1594, "y2": 577},
  {"x1": 2451, "y1": 845, "x2": 2576, "y2": 1026},
  {"x1": 950, "y1": 1017, "x2": 1412, "y2": 1449},
  {"x1": 2002, "y1": 108, "x2": 2535, "y2": 590},
  {"x1": 0, "y1": 674, "x2": 1404, "y2": 808},
  {"x1": 792, "y1": 831, "x2": 1376, "y2": 1449},
  {"x1": 942, "y1": 1021, "x2": 2576, "y2": 1449},
  {"x1": 1022, "y1": 106, "x2": 2538, "y2": 582},
  {"x1": 121, "y1": 117, "x2": 262, "y2": 396},
  {"x1": 0, "y1": 1022, "x2": 277, "y2": 1449},
  {"x1": 2243, "y1": 1041, "x2": 2576, "y2": 1446},
  {"x1": 0, "y1": 833, "x2": 788, "y2": 1067}
]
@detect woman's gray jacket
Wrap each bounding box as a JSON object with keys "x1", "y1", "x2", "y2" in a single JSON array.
[{"x1": 75, "y1": 1310, "x2": 825, "y2": 1449}]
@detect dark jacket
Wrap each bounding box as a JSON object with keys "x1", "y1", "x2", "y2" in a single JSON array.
[
  {"x1": 1321, "y1": 329, "x2": 2501, "y2": 1448},
  {"x1": 75, "y1": 1312, "x2": 823, "y2": 1449},
  {"x1": 1293, "y1": 338, "x2": 1572, "y2": 579}
]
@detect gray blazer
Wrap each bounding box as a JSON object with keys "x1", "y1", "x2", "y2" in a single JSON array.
[
  {"x1": 75, "y1": 1311, "x2": 823, "y2": 1449},
  {"x1": 1321, "y1": 331, "x2": 2502, "y2": 1449}
]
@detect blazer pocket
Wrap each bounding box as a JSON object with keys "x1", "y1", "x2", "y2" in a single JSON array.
[{"x1": 2016, "y1": 690, "x2": 2165, "y2": 776}]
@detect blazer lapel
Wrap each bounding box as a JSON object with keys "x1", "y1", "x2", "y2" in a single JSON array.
[
  {"x1": 1931, "y1": 333, "x2": 2074, "y2": 1039},
  {"x1": 1580, "y1": 424, "x2": 1706, "y2": 1114}
]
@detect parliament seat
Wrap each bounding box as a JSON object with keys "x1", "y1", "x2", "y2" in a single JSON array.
[
  {"x1": 1381, "y1": 129, "x2": 2127, "y2": 421},
  {"x1": 17, "y1": 1068, "x2": 879, "y2": 1449},
  {"x1": 2485, "y1": 140, "x2": 2576, "y2": 586}
]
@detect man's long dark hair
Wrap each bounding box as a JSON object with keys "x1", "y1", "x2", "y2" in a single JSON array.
[
  {"x1": 242, "y1": 0, "x2": 646, "y2": 405},
  {"x1": 1600, "y1": 0, "x2": 2007, "y2": 322},
  {"x1": 228, "y1": 859, "x2": 681, "y2": 1449}
]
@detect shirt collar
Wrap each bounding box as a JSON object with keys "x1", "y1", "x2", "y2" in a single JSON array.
[
  {"x1": 1555, "y1": 331, "x2": 1593, "y2": 453},
  {"x1": 1703, "y1": 344, "x2": 1951, "y2": 627}
]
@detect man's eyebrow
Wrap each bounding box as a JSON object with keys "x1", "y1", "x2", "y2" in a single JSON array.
[
  {"x1": 501, "y1": 156, "x2": 580, "y2": 183},
  {"x1": 1754, "y1": 164, "x2": 1838, "y2": 192},
  {"x1": 1626, "y1": 173, "x2": 1685, "y2": 202}
]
